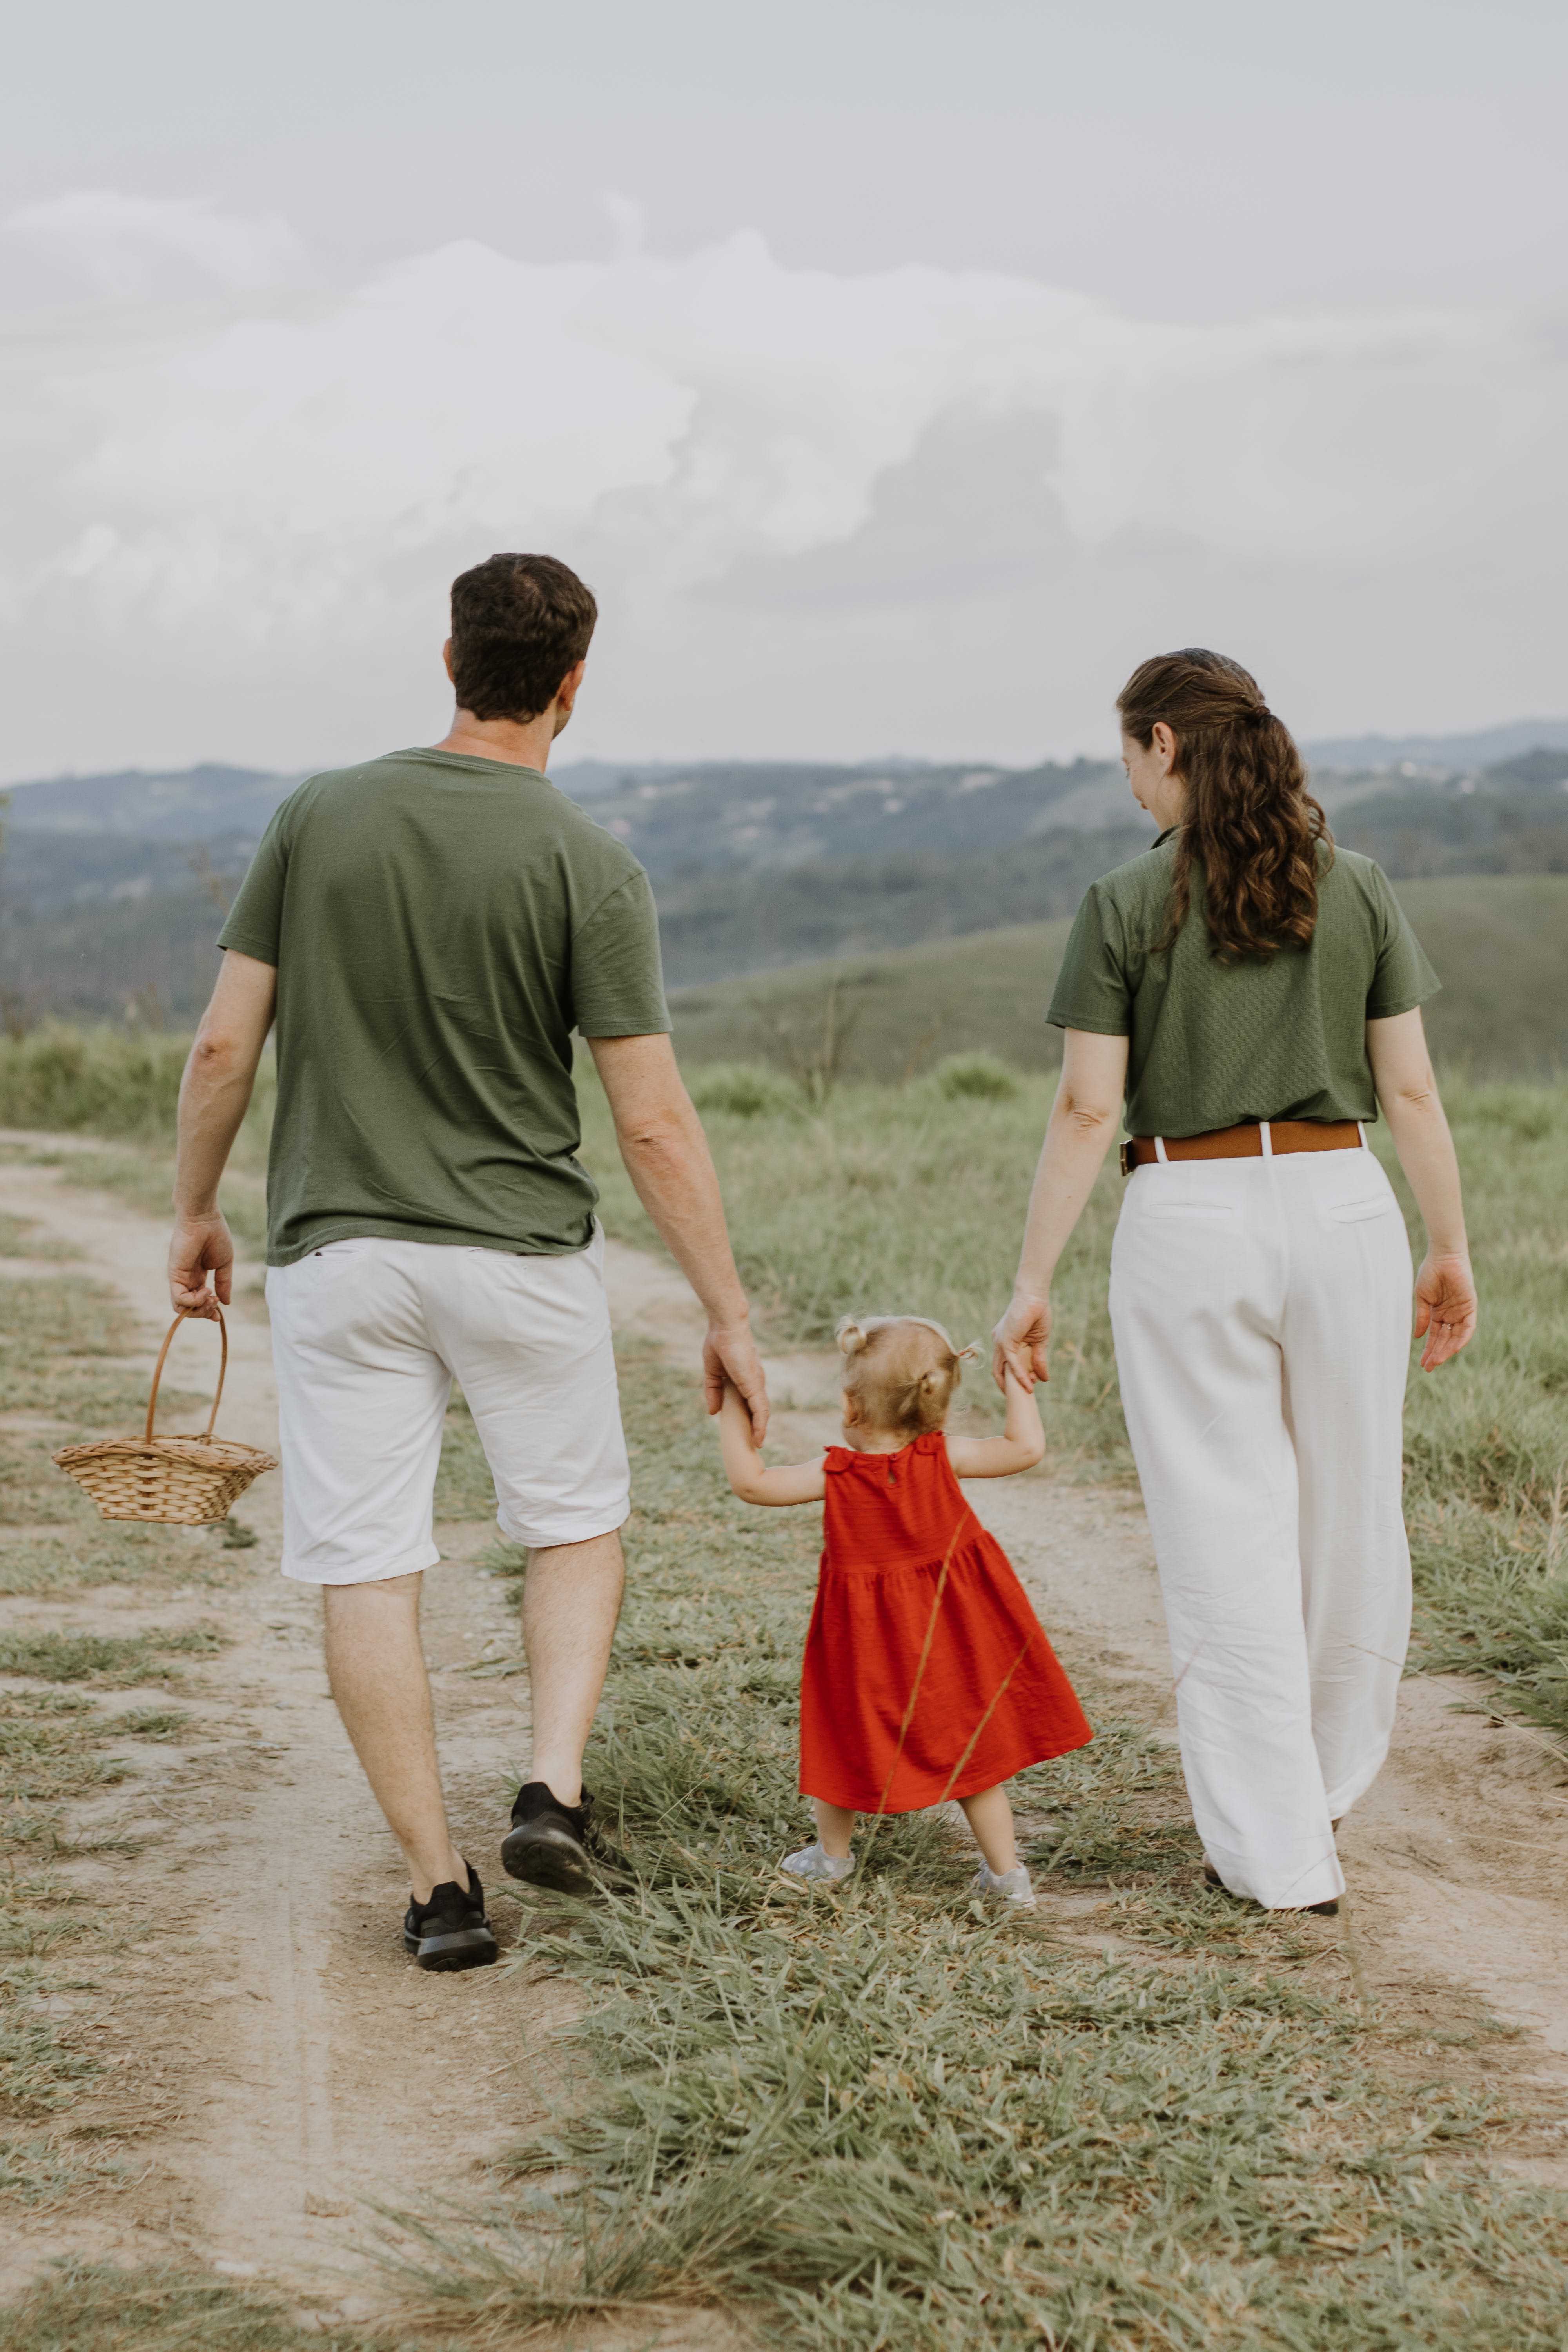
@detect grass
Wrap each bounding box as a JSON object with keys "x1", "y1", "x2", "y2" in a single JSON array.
[
  {"x1": 0, "y1": 1679, "x2": 215, "y2": 2185},
  {"x1": 0, "y1": 1265, "x2": 239, "y2": 2219},
  {"x1": 0, "y1": 1691, "x2": 136, "y2": 1806},
  {"x1": 0, "y1": 1214, "x2": 77, "y2": 1261},
  {"x1": 0, "y1": 1265, "x2": 212, "y2": 1447},
  {"x1": 432, "y1": 1394, "x2": 501, "y2": 1521},
  {"x1": 0, "y1": 1626, "x2": 226, "y2": 1684},
  {"x1": 0, "y1": 1530, "x2": 225, "y2": 1599},
  {"x1": 0, "y1": 1027, "x2": 274, "y2": 1149},
  {"x1": 667, "y1": 875, "x2": 1568, "y2": 1082},
  {"x1": 0, "y1": 1261, "x2": 233, "y2": 1594},
  {"x1": 1, "y1": 1024, "x2": 1567, "y2": 2333},
  {"x1": 399, "y1": 1352, "x2": 1568, "y2": 2350},
  {"x1": 0, "y1": 2266, "x2": 388, "y2": 2351}
]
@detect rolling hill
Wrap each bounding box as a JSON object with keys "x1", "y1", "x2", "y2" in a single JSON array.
[
  {"x1": 668, "y1": 874, "x2": 1568, "y2": 1082},
  {"x1": 2, "y1": 727, "x2": 1566, "y2": 1023}
]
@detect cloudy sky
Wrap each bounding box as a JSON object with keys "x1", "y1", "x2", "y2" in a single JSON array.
[{"x1": 2, "y1": 0, "x2": 1564, "y2": 779}]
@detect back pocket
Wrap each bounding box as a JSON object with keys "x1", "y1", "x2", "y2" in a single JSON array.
[{"x1": 1326, "y1": 1196, "x2": 1392, "y2": 1223}]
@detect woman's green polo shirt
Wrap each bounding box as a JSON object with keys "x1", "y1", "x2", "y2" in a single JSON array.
[{"x1": 1046, "y1": 832, "x2": 1438, "y2": 1138}]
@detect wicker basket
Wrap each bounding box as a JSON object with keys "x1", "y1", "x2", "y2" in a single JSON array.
[{"x1": 53, "y1": 1303, "x2": 278, "y2": 1526}]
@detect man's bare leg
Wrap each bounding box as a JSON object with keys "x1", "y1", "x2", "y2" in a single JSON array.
[
  {"x1": 523, "y1": 1531, "x2": 626, "y2": 1804},
  {"x1": 323, "y1": 1574, "x2": 466, "y2": 1903}
]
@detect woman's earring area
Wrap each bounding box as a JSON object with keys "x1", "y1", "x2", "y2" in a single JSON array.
[{"x1": 1120, "y1": 722, "x2": 1184, "y2": 830}]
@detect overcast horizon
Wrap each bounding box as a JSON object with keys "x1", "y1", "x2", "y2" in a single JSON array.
[{"x1": 3, "y1": 0, "x2": 1565, "y2": 784}]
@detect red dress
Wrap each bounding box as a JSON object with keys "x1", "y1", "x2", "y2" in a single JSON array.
[{"x1": 799, "y1": 1431, "x2": 1092, "y2": 1812}]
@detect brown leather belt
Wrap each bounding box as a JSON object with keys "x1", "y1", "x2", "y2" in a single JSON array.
[{"x1": 1120, "y1": 1119, "x2": 1363, "y2": 1177}]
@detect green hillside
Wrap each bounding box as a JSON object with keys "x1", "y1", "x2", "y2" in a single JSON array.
[{"x1": 670, "y1": 873, "x2": 1568, "y2": 1081}]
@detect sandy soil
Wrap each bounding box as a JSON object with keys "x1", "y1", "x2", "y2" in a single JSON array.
[{"x1": 2, "y1": 1146, "x2": 1568, "y2": 2325}]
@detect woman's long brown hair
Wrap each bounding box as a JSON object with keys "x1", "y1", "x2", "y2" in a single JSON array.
[{"x1": 1118, "y1": 648, "x2": 1332, "y2": 961}]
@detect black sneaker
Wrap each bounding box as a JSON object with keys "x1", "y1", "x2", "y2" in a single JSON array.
[
  {"x1": 501, "y1": 1782, "x2": 625, "y2": 1896},
  {"x1": 402, "y1": 1862, "x2": 499, "y2": 1971}
]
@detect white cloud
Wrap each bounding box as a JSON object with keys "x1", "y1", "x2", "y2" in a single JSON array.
[
  {"x1": 2, "y1": 200, "x2": 1565, "y2": 764},
  {"x1": 6, "y1": 190, "x2": 301, "y2": 295}
]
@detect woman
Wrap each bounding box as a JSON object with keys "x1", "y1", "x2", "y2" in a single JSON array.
[{"x1": 993, "y1": 649, "x2": 1477, "y2": 1915}]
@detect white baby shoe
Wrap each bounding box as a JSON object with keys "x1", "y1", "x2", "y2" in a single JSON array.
[
  {"x1": 971, "y1": 1861, "x2": 1037, "y2": 1909},
  {"x1": 780, "y1": 1842, "x2": 856, "y2": 1884}
]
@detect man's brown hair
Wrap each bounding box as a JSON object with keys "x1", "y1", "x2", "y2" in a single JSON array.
[
  {"x1": 449, "y1": 554, "x2": 598, "y2": 723},
  {"x1": 1118, "y1": 647, "x2": 1332, "y2": 963}
]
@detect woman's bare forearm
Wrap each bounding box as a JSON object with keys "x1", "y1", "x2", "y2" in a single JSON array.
[
  {"x1": 1366, "y1": 1009, "x2": 1468, "y2": 1258},
  {"x1": 1013, "y1": 1034, "x2": 1130, "y2": 1295},
  {"x1": 1014, "y1": 1101, "x2": 1119, "y2": 1294},
  {"x1": 1379, "y1": 1093, "x2": 1468, "y2": 1258}
]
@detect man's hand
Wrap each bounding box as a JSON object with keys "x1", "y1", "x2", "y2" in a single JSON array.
[
  {"x1": 704, "y1": 1317, "x2": 769, "y2": 1444},
  {"x1": 992, "y1": 1291, "x2": 1052, "y2": 1392},
  {"x1": 1413, "y1": 1250, "x2": 1477, "y2": 1372},
  {"x1": 169, "y1": 1212, "x2": 234, "y2": 1319}
]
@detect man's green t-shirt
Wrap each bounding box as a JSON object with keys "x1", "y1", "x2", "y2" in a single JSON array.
[
  {"x1": 1045, "y1": 832, "x2": 1439, "y2": 1138},
  {"x1": 218, "y1": 749, "x2": 671, "y2": 1265}
]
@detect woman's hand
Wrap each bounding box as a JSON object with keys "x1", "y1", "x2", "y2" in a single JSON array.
[
  {"x1": 1413, "y1": 1250, "x2": 1477, "y2": 1371},
  {"x1": 992, "y1": 1292, "x2": 1052, "y2": 1392}
]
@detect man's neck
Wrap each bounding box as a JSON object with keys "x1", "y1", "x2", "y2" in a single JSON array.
[{"x1": 432, "y1": 709, "x2": 557, "y2": 773}]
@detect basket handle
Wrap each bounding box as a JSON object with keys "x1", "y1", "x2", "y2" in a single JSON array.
[{"x1": 145, "y1": 1304, "x2": 229, "y2": 1444}]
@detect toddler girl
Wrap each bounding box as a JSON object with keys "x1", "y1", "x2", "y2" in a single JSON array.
[{"x1": 719, "y1": 1314, "x2": 1092, "y2": 1908}]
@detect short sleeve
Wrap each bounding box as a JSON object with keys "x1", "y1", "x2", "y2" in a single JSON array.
[
  {"x1": 217, "y1": 802, "x2": 291, "y2": 965},
  {"x1": 1365, "y1": 869, "x2": 1440, "y2": 1019},
  {"x1": 570, "y1": 869, "x2": 672, "y2": 1037},
  {"x1": 1045, "y1": 882, "x2": 1133, "y2": 1035}
]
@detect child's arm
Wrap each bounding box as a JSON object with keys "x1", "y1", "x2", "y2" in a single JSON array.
[
  {"x1": 718, "y1": 1382, "x2": 828, "y2": 1506},
  {"x1": 944, "y1": 1368, "x2": 1046, "y2": 1480}
]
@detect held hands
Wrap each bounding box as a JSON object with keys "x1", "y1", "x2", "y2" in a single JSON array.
[
  {"x1": 991, "y1": 1291, "x2": 1051, "y2": 1393},
  {"x1": 1413, "y1": 1250, "x2": 1478, "y2": 1372},
  {"x1": 704, "y1": 1316, "x2": 770, "y2": 1445},
  {"x1": 168, "y1": 1212, "x2": 234, "y2": 1320}
]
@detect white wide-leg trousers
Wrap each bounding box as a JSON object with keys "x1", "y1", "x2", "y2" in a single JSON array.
[{"x1": 1108, "y1": 1143, "x2": 1413, "y2": 1911}]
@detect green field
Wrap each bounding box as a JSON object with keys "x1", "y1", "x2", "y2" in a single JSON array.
[{"x1": 670, "y1": 873, "x2": 1568, "y2": 1081}]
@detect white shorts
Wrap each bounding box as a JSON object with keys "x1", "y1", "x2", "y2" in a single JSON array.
[{"x1": 264, "y1": 1230, "x2": 630, "y2": 1586}]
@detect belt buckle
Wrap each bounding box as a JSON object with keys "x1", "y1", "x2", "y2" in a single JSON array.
[{"x1": 1119, "y1": 1140, "x2": 1137, "y2": 1179}]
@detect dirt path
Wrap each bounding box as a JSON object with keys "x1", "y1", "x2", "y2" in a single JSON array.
[{"x1": 3, "y1": 1146, "x2": 1568, "y2": 2318}]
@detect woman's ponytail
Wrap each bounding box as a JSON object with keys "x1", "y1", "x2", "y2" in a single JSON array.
[{"x1": 1118, "y1": 648, "x2": 1331, "y2": 962}]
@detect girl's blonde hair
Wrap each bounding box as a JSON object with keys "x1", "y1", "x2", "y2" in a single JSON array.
[{"x1": 835, "y1": 1315, "x2": 978, "y2": 1438}]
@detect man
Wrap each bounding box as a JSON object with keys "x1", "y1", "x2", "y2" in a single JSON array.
[{"x1": 169, "y1": 552, "x2": 769, "y2": 1971}]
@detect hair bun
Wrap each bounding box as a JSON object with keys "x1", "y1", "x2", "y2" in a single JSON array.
[{"x1": 835, "y1": 1316, "x2": 869, "y2": 1358}]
